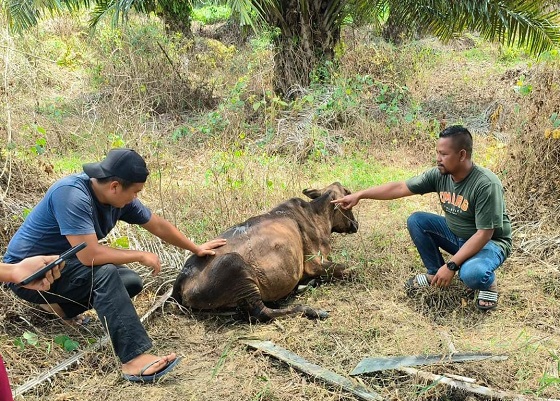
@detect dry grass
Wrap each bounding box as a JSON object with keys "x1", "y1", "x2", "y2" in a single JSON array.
[
  {"x1": 2, "y1": 15, "x2": 560, "y2": 401},
  {"x1": 2, "y1": 148, "x2": 560, "y2": 401}
]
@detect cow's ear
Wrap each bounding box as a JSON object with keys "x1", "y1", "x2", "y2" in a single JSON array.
[{"x1": 302, "y1": 188, "x2": 321, "y2": 199}]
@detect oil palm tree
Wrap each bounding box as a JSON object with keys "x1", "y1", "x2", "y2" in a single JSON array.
[
  {"x1": 4, "y1": 0, "x2": 560, "y2": 97},
  {"x1": 251, "y1": 0, "x2": 560, "y2": 96}
]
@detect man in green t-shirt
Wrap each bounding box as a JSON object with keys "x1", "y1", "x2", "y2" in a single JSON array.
[{"x1": 332, "y1": 125, "x2": 511, "y2": 311}]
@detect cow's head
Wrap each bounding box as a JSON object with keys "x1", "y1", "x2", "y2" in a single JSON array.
[{"x1": 303, "y1": 182, "x2": 358, "y2": 234}]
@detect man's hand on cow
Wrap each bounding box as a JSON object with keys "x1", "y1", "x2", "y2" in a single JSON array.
[
  {"x1": 331, "y1": 194, "x2": 359, "y2": 210},
  {"x1": 430, "y1": 265, "x2": 455, "y2": 288},
  {"x1": 195, "y1": 238, "x2": 227, "y2": 257},
  {"x1": 139, "y1": 252, "x2": 162, "y2": 275}
]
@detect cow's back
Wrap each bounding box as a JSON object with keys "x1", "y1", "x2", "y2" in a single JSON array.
[{"x1": 173, "y1": 199, "x2": 318, "y2": 305}]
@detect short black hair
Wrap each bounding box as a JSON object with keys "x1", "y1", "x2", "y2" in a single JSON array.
[
  {"x1": 439, "y1": 125, "x2": 473, "y2": 157},
  {"x1": 96, "y1": 176, "x2": 135, "y2": 189}
]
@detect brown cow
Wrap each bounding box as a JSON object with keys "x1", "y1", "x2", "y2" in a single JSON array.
[{"x1": 171, "y1": 182, "x2": 358, "y2": 322}]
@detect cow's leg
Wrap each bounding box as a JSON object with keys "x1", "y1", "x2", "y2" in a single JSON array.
[
  {"x1": 308, "y1": 261, "x2": 351, "y2": 281},
  {"x1": 239, "y1": 298, "x2": 328, "y2": 323},
  {"x1": 175, "y1": 253, "x2": 328, "y2": 322}
]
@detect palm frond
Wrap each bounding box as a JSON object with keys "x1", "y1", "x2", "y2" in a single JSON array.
[
  {"x1": 5, "y1": 0, "x2": 94, "y2": 32},
  {"x1": 346, "y1": 0, "x2": 387, "y2": 28},
  {"x1": 388, "y1": 0, "x2": 560, "y2": 56},
  {"x1": 5, "y1": 0, "x2": 39, "y2": 32},
  {"x1": 227, "y1": 0, "x2": 269, "y2": 31},
  {"x1": 5, "y1": 0, "x2": 73, "y2": 32},
  {"x1": 89, "y1": 0, "x2": 143, "y2": 28}
]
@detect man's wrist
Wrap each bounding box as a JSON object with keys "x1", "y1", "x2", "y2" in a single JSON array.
[{"x1": 446, "y1": 261, "x2": 460, "y2": 271}]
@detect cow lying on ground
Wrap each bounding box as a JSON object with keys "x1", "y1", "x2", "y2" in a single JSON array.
[{"x1": 171, "y1": 182, "x2": 358, "y2": 322}]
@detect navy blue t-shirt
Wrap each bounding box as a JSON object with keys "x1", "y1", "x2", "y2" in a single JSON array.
[{"x1": 3, "y1": 173, "x2": 152, "y2": 263}]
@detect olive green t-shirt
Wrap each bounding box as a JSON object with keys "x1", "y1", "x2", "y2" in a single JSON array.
[{"x1": 405, "y1": 165, "x2": 512, "y2": 257}]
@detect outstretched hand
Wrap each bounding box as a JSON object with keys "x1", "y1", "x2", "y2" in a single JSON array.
[
  {"x1": 195, "y1": 238, "x2": 227, "y2": 257},
  {"x1": 331, "y1": 193, "x2": 359, "y2": 210},
  {"x1": 16, "y1": 255, "x2": 63, "y2": 291}
]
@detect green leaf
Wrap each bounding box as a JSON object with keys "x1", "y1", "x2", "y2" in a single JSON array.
[
  {"x1": 63, "y1": 339, "x2": 79, "y2": 352},
  {"x1": 519, "y1": 85, "x2": 533, "y2": 95},
  {"x1": 55, "y1": 334, "x2": 70, "y2": 346},
  {"x1": 14, "y1": 337, "x2": 25, "y2": 350},
  {"x1": 111, "y1": 236, "x2": 130, "y2": 249},
  {"x1": 388, "y1": 0, "x2": 560, "y2": 56},
  {"x1": 23, "y1": 331, "x2": 38, "y2": 346},
  {"x1": 54, "y1": 335, "x2": 79, "y2": 352}
]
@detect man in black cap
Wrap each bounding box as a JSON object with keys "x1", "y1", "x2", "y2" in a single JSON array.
[{"x1": 3, "y1": 148, "x2": 226, "y2": 382}]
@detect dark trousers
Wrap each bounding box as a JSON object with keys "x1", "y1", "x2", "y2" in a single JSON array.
[{"x1": 10, "y1": 259, "x2": 152, "y2": 364}]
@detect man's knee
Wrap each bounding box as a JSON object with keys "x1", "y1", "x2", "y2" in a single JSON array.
[
  {"x1": 93, "y1": 264, "x2": 143, "y2": 297},
  {"x1": 407, "y1": 211, "x2": 423, "y2": 228},
  {"x1": 460, "y1": 265, "x2": 494, "y2": 289},
  {"x1": 119, "y1": 268, "x2": 143, "y2": 298},
  {"x1": 406, "y1": 211, "x2": 435, "y2": 231}
]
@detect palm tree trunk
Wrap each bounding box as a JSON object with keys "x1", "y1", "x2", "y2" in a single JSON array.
[{"x1": 267, "y1": 0, "x2": 341, "y2": 98}]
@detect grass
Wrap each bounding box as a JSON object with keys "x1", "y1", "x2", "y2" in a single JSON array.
[{"x1": 2, "y1": 12, "x2": 560, "y2": 401}]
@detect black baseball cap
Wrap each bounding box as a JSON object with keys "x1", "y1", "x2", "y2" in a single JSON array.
[{"x1": 83, "y1": 148, "x2": 149, "y2": 183}]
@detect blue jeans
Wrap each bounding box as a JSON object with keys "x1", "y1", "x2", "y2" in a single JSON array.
[
  {"x1": 406, "y1": 211, "x2": 505, "y2": 290},
  {"x1": 10, "y1": 259, "x2": 152, "y2": 364}
]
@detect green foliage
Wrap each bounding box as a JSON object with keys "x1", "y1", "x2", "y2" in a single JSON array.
[
  {"x1": 251, "y1": 375, "x2": 271, "y2": 401},
  {"x1": 540, "y1": 49, "x2": 560, "y2": 62},
  {"x1": 386, "y1": 0, "x2": 560, "y2": 56},
  {"x1": 14, "y1": 331, "x2": 39, "y2": 349},
  {"x1": 535, "y1": 350, "x2": 560, "y2": 395},
  {"x1": 498, "y1": 45, "x2": 527, "y2": 65},
  {"x1": 53, "y1": 156, "x2": 85, "y2": 174},
  {"x1": 514, "y1": 74, "x2": 533, "y2": 95},
  {"x1": 54, "y1": 335, "x2": 80, "y2": 352},
  {"x1": 108, "y1": 133, "x2": 125, "y2": 148},
  {"x1": 374, "y1": 83, "x2": 409, "y2": 125},
  {"x1": 311, "y1": 155, "x2": 417, "y2": 191},
  {"x1": 212, "y1": 340, "x2": 233, "y2": 378},
  {"x1": 192, "y1": 5, "x2": 231, "y2": 24},
  {"x1": 21, "y1": 208, "x2": 32, "y2": 220},
  {"x1": 14, "y1": 331, "x2": 78, "y2": 353},
  {"x1": 196, "y1": 38, "x2": 236, "y2": 69},
  {"x1": 29, "y1": 130, "x2": 47, "y2": 155},
  {"x1": 249, "y1": 28, "x2": 277, "y2": 51},
  {"x1": 157, "y1": 0, "x2": 193, "y2": 28},
  {"x1": 56, "y1": 43, "x2": 82, "y2": 68},
  {"x1": 35, "y1": 98, "x2": 71, "y2": 123},
  {"x1": 463, "y1": 47, "x2": 492, "y2": 62},
  {"x1": 110, "y1": 236, "x2": 130, "y2": 248},
  {"x1": 550, "y1": 113, "x2": 560, "y2": 129}
]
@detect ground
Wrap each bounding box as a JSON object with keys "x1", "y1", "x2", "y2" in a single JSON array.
[{"x1": 3, "y1": 188, "x2": 559, "y2": 401}]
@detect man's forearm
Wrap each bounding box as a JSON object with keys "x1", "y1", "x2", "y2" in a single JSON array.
[
  {"x1": 142, "y1": 215, "x2": 200, "y2": 253},
  {"x1": 357, "y1": 181, "x2": 413, "y2": 201},
  {"x1": 450, "y1": 230, "x2": 494, "y2": 266},
  {"x1": 77, "y1": 244, "x2": 149, "y2": 267}
]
